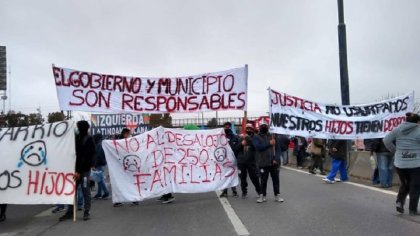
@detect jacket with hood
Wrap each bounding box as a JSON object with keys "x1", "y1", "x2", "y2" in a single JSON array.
[
  {"x1": 251, "y1": 132, "x2": 277, "y2": 168},
  {"x1": 327, "y1": 139, "x2": 347, "y2": 160},
  {"x1": 383, "y1": 122, "x2": 420, "y2": 169}
]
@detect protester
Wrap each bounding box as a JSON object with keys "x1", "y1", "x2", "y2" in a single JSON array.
[
  {"x1": 277, "y1": 134, "x2": 290, "y2": 166},
  {"x1": 384, "y1": 112, "x2": 420, "y2": 216},
  {"x1": 293, "y1": 136, "x2": 308, "y2": 169},
  {"x1": 114, "y1": 128, "x2": 139, "y2": 207},
  {"x1": 323, "y1": 139, "x2": 348, "y2": 184},
  {"x1": 93, "y1": 133, "x2": 110, "y2": 199},
  {"x1": 252, "y1": 123, "x2": 284, "y2": 203},
  {"x1": 308, "y1": 138, "x2": 326, "y2": 175},
  {"x1": 236, "y1": 123, "x2": 262, "y2": 199},
  {"x1": 370, "y1": 138, "x2": 393, "y2": 188},
  {"x1": 158, "y1": 193, "x2": 175, "y2": 204},
  {"x1": 220, "y1": 122, "x2": 239, "y2": 198},
  {"x1": 0, "y1": 204, "x2": 7, "y2": 222},
  {"x1": 52, "y1": 204, "x2": 65, "y2": 214},
  {"x1": 59, "y1": 120, "x2": 96, "y2": 221}
]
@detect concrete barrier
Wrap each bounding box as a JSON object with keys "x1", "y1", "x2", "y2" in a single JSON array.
[{"x1": 287, "y1": 150, "x2": 400, "y2": 185}]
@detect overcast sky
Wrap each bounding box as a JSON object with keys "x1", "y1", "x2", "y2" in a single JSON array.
[{"x1": 0, "y1": 0, "x2": 419, "y2": 120}]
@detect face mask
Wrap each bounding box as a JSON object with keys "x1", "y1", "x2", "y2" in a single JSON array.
[
  {"x1": 260, "y1": 126, "x2": 268, "y2": 134},
  {"x1": 74, "y1": 128, "x2": 80, "y2": 135},
  {"x1": 224, "y1": 129, "x2": 232, "y2": 135}
]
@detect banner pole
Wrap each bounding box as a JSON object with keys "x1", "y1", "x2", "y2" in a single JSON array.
[{"x1": 73, "y1": 190, "x2": 76, "y2": 222}]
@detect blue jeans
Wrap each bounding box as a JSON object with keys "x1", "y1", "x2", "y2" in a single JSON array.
[
  {"x1": 376, "y1": 152, "x2": 394, "y2": 188},
  {"x1": 95, "y1": 166, "x2": 109, "y2": 197},
  {"x1": 77, "y1": 184, "x2": 83, "y2": 209},
  {"x1": 326, "y1": 158, "x2": 348, "y2": 181},
  {"x1": 281, "y1": 150, "x2": 288, "y2": 165}
]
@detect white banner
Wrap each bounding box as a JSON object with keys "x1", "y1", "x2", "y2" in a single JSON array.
[
  {"x1": 269, "y1": 89, "x2": 415, "y2": 139},
  {"x1": 0, "y1": 121, "x2": 76, "y2": 204},
  {"x1": 53, "y1": 66, "x2": 248, "y2": 113},
  {"x1": 102, "y1": 127, "x2": 239, "y2": 202}
]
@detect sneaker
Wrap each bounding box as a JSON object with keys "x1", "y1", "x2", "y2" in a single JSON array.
[
  {"x1": 232, "y1": 191, "x2": 238, "y2": 198},
  {"x1": 409, "y1": 211, "x2": 420, "y2": 216},
  {"x1": 275, "y1": 195, "x2": 284, "y2": 203},
  {"x1": 241, "y1": 193, "x2": 248, "y2": 199},
  {"x1": 93, "y1": 194, "x2": 101, "y2": 200},
  {"x1": 101, "y1": 193, "x2": 109, "y2": 199},
  {"x1": 52, "y1": 207, "x2": 65, "y2": 213},
  {"x1": 58, "y1": 212, "x2": 73, "y2": 221},
  {"x1": 323, "y1": 178, "x2": 335, "y2": 184},
  {"x1": 83, "y1": 212, "x2": 90, "y2": 221},
  {"x1": 396, "y1": 202, "x2": 404, "y2": 214},
  {"x1": 156, "y1": 196, "x2": 165, "y2": 201},
  {"x1": 309, "y1": 170, "x2": 316, "y2": 175},
  {"x1": 0, "y1": 214, "x2": 6, "y2": 222},
  {"x1": 113, "y1": 203, "x2": 123, "y2": 207},
  {"x1": 77, "y1": 207, "x2": 83, "y2": 211},
  {"x1": 219, "y1": 192, "x2": 228, "y2": 198},
  {"x1": 256, "y1": 195, "x2": 266, "y2": 203},
  {"x1": 162, "y1": 196, "x2": 175, "y2": 204}
]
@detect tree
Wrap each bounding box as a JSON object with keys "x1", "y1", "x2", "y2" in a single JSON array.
[
  {"x1": 6, "y1": 111, "x2": 29, "y2": 127},
  {"x1": 28, "y1": 113, "x2": 44, "y2": 125},
  {"x1": 207, "y1": 118, "x2": 218, "y2": 128},
  {"x1": 48, "y1": 111, "x2": 66, "y2": 123},
  {"x1": 149, "y1": 113, "x2": 173, "y2": 128}
]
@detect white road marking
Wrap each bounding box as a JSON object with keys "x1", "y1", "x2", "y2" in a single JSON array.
[
  {"x1": 282, "y1": 166, "x2": 397, "y2": 196},
  {"x1": 216, "y1": 191, "x2": 250, "y2": 236}
]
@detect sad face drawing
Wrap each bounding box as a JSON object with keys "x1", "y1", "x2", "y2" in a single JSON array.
[{"x1": 18, "y1": 140, "x2": 47, "y2": 168}]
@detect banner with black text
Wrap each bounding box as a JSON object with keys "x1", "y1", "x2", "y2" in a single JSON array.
[
  {"x1": 0, "y1": 121, "x2": 76, "y2": 204},
  {"x1": 269, "y1": 89, "x2": 414, "y2": 139}
]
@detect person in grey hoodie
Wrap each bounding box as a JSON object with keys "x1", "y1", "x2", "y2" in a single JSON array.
[{"x1": 384, "y1": 112, "x2": 420, "y2": 216}]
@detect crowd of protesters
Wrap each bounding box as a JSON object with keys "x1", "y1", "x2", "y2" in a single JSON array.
[{"x1": 1, "y1": 112, "x2": 419, "y2": 223}]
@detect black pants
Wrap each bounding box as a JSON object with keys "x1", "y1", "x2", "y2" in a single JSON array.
[
  {"x1": 260, "y1": 165, "x2": 280, "y2": 196},
  {"x1": 297, "y1": 149, "x2": 306, "y2": 167},
  {"x1": 395, "y1": 167, "x2": 420, "y2": 212},
  {"x1": 0, "y1": 204, "x2": 6, "y2": 216},
  {"x1": 162, "y1": 193, "x2": 173, "y2": 199},
  {"x1": 222, "y1": 187, "x2": 237, "y2": 194},
  {"x1": 66, "y1": 172, "x2": 91, "y2": 214},
  {"x1": 310, "y1": 154, "x2": 324, "y2": 172},
  {"x1": 239, "y1": 163, "x2": 261, "y2": 195}
]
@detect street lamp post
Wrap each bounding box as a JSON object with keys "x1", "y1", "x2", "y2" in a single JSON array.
[{"x1": 337, "y1": 0, "x2": 350, "y2": 106}]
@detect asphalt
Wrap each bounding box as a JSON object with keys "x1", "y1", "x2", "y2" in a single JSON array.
[{"x1": 1, "y1": 167, "x2": 419, "y2": 236}]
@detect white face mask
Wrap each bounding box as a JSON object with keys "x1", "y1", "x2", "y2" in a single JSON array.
[{"x1": 75, "y1": 128, "x2": 80, "y2": 135}]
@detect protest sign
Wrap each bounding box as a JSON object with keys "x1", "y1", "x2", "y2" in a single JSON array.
[
  {"x1": 102, "y1": 127, "x2": 238, "y2": 202},
  {"x1": 0, "y1": 121, "x2": 76, "y2": 204},
  {"x1": 269, "y1": 88, "x2": 414, "y2": 139},
  {"x1": 91, "y1": 113, "x2": 150, "y2": 137},
  {"x1": 53, "y1": 66, "x2": 248, "y2": 113}
]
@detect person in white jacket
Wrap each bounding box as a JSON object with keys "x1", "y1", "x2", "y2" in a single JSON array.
[{"x1": 383, "y1": 112, "x2": 420, "y2": 216}]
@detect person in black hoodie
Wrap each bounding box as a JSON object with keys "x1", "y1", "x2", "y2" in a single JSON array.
[
  {"x1": 323, "y1": 139, "x2": 348, "y2": 183},
  {"x1": 252, "y1": 123, "x2": 283, "y2": 203},
  {"x1": 236, "y1": 123, "x2": 261, "y2": 199},
  {"x1": 60, "y1": 120, "x2": 96, "y2": 221},
  {"x1": 220, "y1": 122, "x2": 239, "y2": 198}
]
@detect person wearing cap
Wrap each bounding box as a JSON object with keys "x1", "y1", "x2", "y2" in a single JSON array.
[
  {"x1": 220, "y1": 122, "x2": 239, "y2": 198},
  {"x1": 236, "y1": 122, "x2": 262, "y2": 199},
  {"x1": 251, "y1": 122, "x2": 284, "y2": 203}
]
